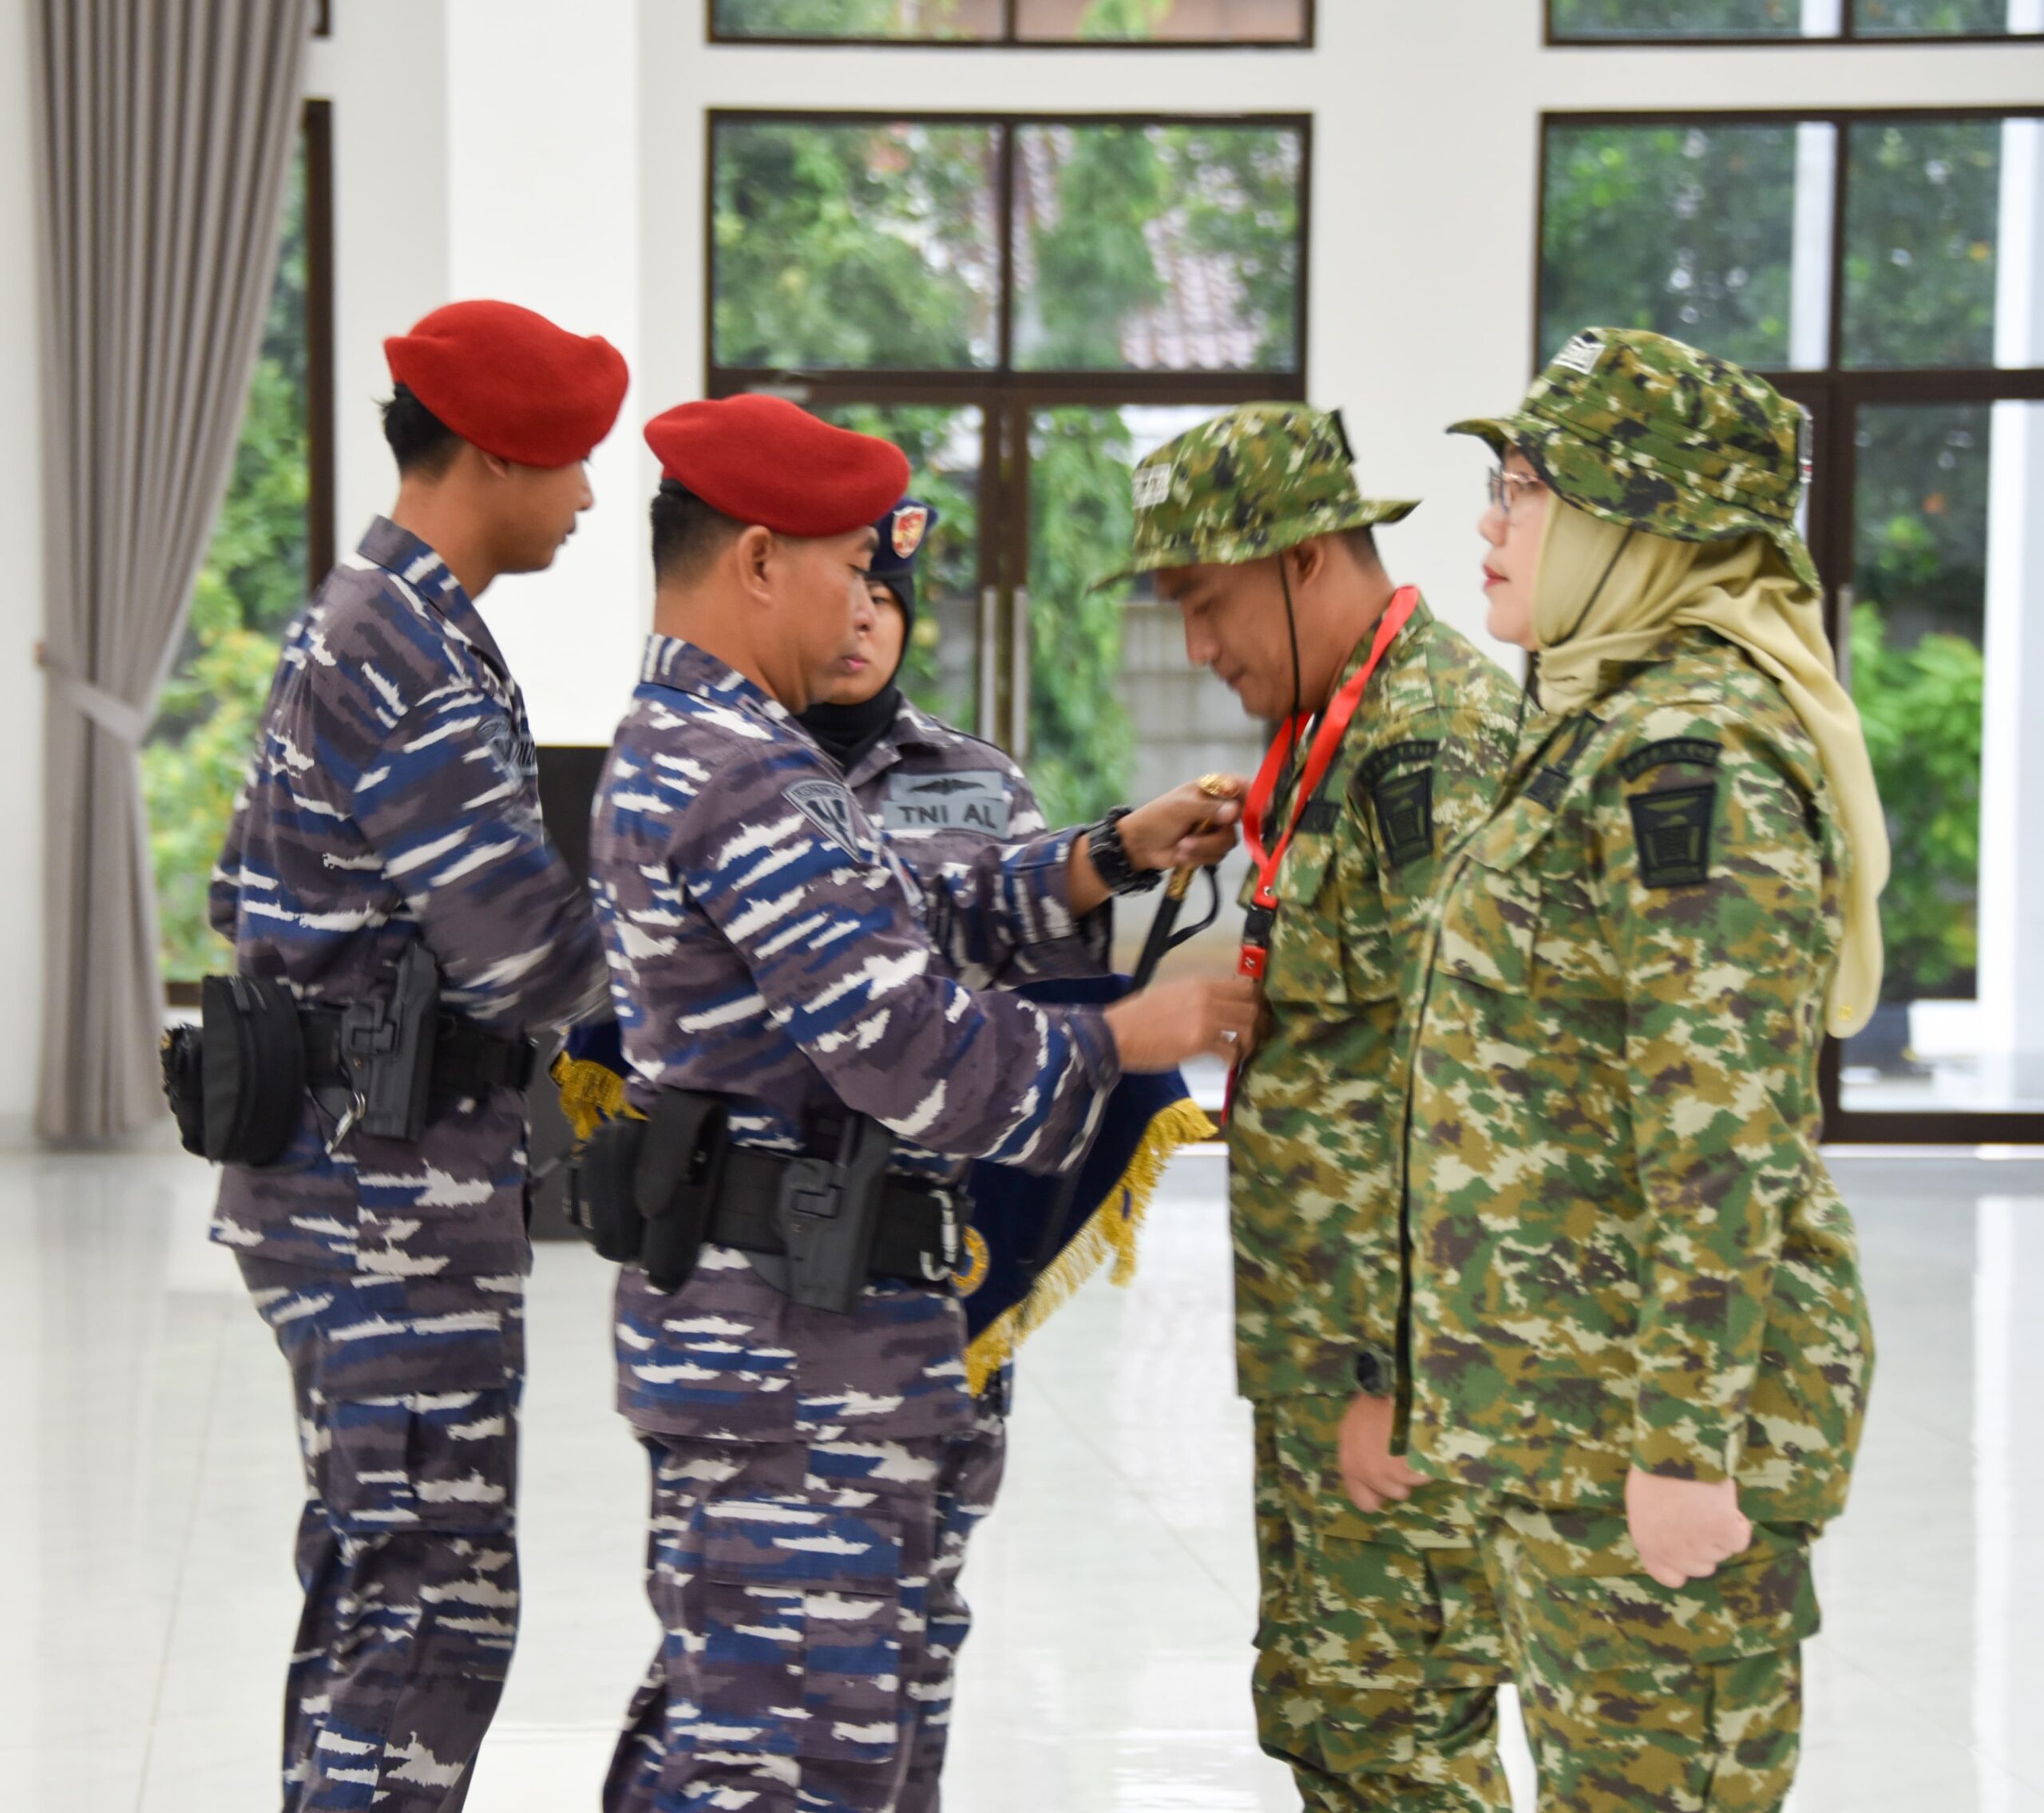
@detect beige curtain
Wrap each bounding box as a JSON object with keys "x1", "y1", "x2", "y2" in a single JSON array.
[{"x1": 31, "y1": 0, "x2": 311, "y2": 1142}]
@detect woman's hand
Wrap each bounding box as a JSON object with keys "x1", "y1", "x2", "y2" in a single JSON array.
[{"x1": 1337, "y1": 1391, "x2": 1429, "y2": 1514}]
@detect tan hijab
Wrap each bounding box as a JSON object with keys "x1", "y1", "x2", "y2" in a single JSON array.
[{"x1": 1532, "y1": 497, "x2": 1889, "y2": 1039}]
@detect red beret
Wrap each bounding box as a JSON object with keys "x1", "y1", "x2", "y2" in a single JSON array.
[
  {"x1": 385, "y1": 299, "x2": 628, "y2": 469},
  {"x1": 644, "y1": 395, "x2": 910, "y2": 537}
]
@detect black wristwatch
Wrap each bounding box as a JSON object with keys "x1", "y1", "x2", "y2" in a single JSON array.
[{"x1": 1086, "y1": 807, "x2": 1164, "y2": 897}]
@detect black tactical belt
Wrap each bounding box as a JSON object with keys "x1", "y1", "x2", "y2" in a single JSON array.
[
  {"x1": 711, "y1": 1146, "x2": 965, "y2": 1285},
  {"x1": 299, "y1": 1007, "x2": 537, "y2": 1098}
]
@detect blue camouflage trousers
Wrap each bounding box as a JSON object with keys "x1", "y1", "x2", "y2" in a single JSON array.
[
  {"x1": 239, "y1": 1255, "x2": 525, "y2": 1812},
  {"x1": 604, "y1": 1387, "x2": 1009, "y2": 1813}
]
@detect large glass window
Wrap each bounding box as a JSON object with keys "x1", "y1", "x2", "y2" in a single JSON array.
[
  {"x1": 711, "y1": 0, "x2": 1312, "y2": 44},
  {"x1": 1539, "y1": 106, "x2": 2044, "y2": 1138},
  {"x1": 1550, "y1": 0, "x2": 2038, "y2": 38},
  {"x1": 145, "y1": 105, "x2": 332, "y2": 987}
]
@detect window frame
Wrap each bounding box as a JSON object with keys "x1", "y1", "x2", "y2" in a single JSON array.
[
  {"x1": 706, "y1": 0, "x2": 1317, "y2": 49},
  {"x1": 1537, "y1": 102, "x2": 2044, "y2": 1145},
  {"x1": 1544, "y1": 0, "x2": 2042, "y2": 46}
]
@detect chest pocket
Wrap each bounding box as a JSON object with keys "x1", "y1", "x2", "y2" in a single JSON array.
[
  {"x1": 1262, "y1": 817, "x2": 1398, "y2": 1008},
  {"x1": 1434, "y1": 804, "x2": 1556, "y2": 999}
]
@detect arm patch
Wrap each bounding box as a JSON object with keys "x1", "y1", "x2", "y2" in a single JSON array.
[
  {"x1": 1353, "y1": 739, "x2": 1441, "y2": 869},
  {"x1": 1618, "y1": 738, "x2": 1721, "y2": 782},
  {"x1": 1628, "y1": 784, "x2": 1716, "y2": 889}
]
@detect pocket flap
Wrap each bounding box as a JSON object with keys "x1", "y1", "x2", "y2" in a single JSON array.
[{"x1": 703, "y1": 1499, "x2": 904, "y2": 1591}]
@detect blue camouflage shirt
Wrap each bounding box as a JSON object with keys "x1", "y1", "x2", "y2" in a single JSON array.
[
  {"x1": 843, "y1": 698, "x2": 1109, "y2": 986},
  {"x1": 208, "y1": 517, "x2": 608, "y2": 1279},
  {"x1": 593, "y1": 637, "x2": 1120, "y2": 1443}
]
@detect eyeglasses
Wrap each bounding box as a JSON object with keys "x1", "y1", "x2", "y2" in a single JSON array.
[{"x1": 1486, "y1": 468, "x2": 1547, "y2": 520}]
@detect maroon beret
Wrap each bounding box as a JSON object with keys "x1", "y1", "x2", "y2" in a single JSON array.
[
  {"x1": 644, "y1": 395, "x2": 910, "y2": 537},
  {"x1": 385, "y1": 299, "x2": 628, "y2": 469}
]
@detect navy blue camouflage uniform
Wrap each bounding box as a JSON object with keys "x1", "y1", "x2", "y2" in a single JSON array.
[
  {"x1": 212, "y1": 517, "x2": 608, "y2": 1810},
  {"x1": 592, "y1": 636, "x2": 1118, "y2": 1813}
]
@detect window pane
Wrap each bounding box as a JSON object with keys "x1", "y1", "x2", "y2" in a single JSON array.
[
  {"x1": 1540, "y1": 123, "x2": 1808, "y2": 370},
  {"x1": 1856, "y1": 0, "x2": 2025, "y2": 32},
  {"x1": 711, "y1": 121, "x2": 1000, "y2": 371},
  {"x1": 712, "y1": 0, "x2": 1002, "y2": 38},
  {"x1": 814, "y1": 404, "x2": 984, "y2": 733},
  {"x1": 146, "y1": 134, "x2": 311, "y2": 983},
  {"x1": 1549, "y1": 0, "x2": 1804, "y2": 38},
  {"x1": 1841, "y1": 120, "x2": 2000, "y2": 368},
  {"x1": 1026, "y1": 405, "x2": 1265, "y2": 973},
  {"x1": 1013, "y1": 123, "x2": 1301, "y2": 372},
  {"x1": 1841, "y1": 401, "x2": 2044, "y2": 1114},
  {"x1": 1015, "y1": 0, "x2": 1309, "y2": 39}
]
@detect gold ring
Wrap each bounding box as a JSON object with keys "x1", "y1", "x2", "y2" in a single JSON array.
[{"x1": 1198, "y1": 773, "x2": 1237, "y2": 798}]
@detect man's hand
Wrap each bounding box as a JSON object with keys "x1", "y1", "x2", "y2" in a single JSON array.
[
  {"x1": 1103, "y1": 976, "x2": 1259, "y2": 1071},
  {"x1": 1119, "y1": 777, "x2": 1246, "y2": 873},
  {"x1": 1337, "y1": 1391, "x2": 1428, "y2": 1513},
  {"x1": 1625, "y1": 1467, "x2": 1753, "y2": 1589}
]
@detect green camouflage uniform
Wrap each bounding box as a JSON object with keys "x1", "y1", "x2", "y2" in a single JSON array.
[
  {"x1": 1402, "y1": 331, "x2": 1876, "y2": 1813},
  {"x1": 1111, "y1": 405, "x2": 1524, "y2": 1812}
]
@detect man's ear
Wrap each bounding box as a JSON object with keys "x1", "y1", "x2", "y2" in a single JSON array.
[
  {"x1": 1286, "y1": 537, "x2": 1327, "y2": 589},
  {"x1": 477, "y1": 450, "x2": 515, "y2": 481},
  {"x1": 733, "y1": 525, "x2": 776, "y2": 605}
]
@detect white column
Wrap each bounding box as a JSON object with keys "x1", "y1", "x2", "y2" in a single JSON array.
[
  {"x1": 1801, "y1": 0, "x2": 1844, "y2": 34},
  {"x1": 1976, "y1": 118, "x2": 2044, "y2": 1110},
  {"x1": 444, "y1": 0, "x2": 644, "y2": 747}
]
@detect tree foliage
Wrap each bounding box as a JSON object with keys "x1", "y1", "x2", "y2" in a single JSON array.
[{"x1": 144, "y1": 141, "x2": 309, "y2": 981}]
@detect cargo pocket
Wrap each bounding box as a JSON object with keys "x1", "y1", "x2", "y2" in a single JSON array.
[
  {"x1": 1434, "y1": 806, "x2": 1561, "y2": 1000},
  {"x1": 696, "y1": 1497, "x2": 907, "y2": 1769},
  {"x1": 319, "y1": 1387, "x2": 517, "y2": 1536},
  {"x1": 1503, "y1": 1514, "x2": 1819, "y2": 1681}
]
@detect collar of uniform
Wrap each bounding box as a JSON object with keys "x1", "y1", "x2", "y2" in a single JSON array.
[
  {"x1": 638, "y1": 632, "x2": 793, "y2": 724},
  {"x1": 356, "y1": 516, "x2": 511, "y2": 682},
  {"x1": 1585, "y1": 623, "x2": 1731, "y2": 700},
  {"x1": 844, "y1": 695, "x2": 948, "y2": 789}
]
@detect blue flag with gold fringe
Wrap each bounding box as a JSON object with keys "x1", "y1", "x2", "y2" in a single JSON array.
[{"x1": 957, "y1": 975, "x2": 1214, "y2": 1395}]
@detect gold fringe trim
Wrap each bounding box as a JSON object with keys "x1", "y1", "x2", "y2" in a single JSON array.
[
  {"x1": 550, "y1": 1052, "x2": 630, "y2": 1146},
  {"x1": 963, "y1": 1098, "x2": 1216, "y2": 1396}
]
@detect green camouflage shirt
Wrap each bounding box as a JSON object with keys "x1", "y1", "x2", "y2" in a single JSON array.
[
  {"x1": 1230, "y1": 596, "x2": 1522, "y2": 1402},
  {"x1": 1401, "y1": 626, "x2": 1875, "y2": 1523}
]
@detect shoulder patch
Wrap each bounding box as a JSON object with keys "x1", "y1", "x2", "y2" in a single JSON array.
[
  {"x1": 786, "y1": 778, "x2": 877, "y2": 865},
  {"x1": 1373, "y1": 765, "x2": 1436, "y2": 868},
  {"x1": 1628, "y1": 784, "x2": 1716, "y2": 889},
  {"x1": 1618, "y1": 737, "x2": 1722, "y2": 783}
]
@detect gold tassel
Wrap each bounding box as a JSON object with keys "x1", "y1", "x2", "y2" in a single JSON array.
[
  {"x1": 963, "y1": 1098, "x2": 1216, "y2": 1396},
  {"x1": 550, "y1": 1052, "x2": 630, "y2": 1145}
]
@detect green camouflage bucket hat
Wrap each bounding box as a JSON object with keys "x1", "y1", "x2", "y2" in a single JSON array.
[
  {"x1": 1093, "y1": 402, "x2": 1419, "y2": 589},
  {"x1": 1450, "y1": 327, "x2": 1820, "y2": 595}
]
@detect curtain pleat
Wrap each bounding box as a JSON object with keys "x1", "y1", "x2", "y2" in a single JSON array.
[{"x1": 30, "y1": 0, "x2": 313, "y2": 1142}]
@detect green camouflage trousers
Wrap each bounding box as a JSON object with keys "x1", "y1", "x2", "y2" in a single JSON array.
[
  {"x1": 1477, "y1": 1498, "x2": 1821, "y2": 1812},
  {"x1": 1252, "y1": 1395, "x2": 1512, "y2": 1812}
]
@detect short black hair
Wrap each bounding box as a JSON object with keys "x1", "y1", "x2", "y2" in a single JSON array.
[
  {"x1": 381, "y1": 383, "x2": 462, "y2": 478},
  {"x1": 652, "y1": 483, "x2": 744, "y2": 586}
]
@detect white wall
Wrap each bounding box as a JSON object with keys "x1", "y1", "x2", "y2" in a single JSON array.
[{"x1": 0, "y1": 0, "x2": 45, "y2": 1139}]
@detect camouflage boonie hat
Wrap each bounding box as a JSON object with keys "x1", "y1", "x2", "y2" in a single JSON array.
[
  {"x1": 1093, "y1": 402, "x2": 1419, "y2": 589},
  {"x1": 1450, "y1": 327, "x2": 1820, "y2": 595}
]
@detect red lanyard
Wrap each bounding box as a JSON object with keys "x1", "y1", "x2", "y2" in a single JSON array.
[{"x1": 1237, "y1": 586, "x2": 1418, "y2": 981}]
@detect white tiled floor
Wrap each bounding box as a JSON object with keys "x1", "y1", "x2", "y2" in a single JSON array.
[{"x1": 3, "y1": 1140, "x2": 2042, "y2": 1811}]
